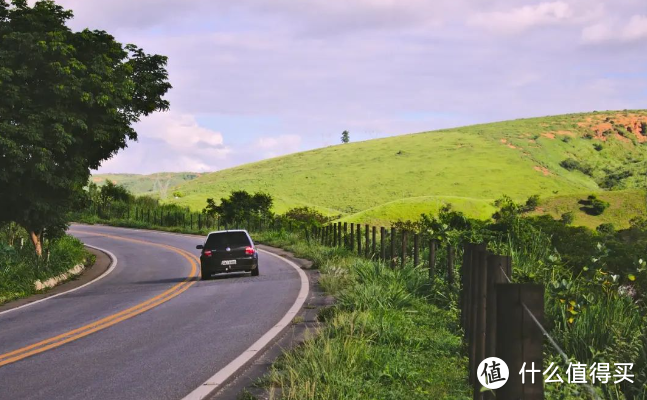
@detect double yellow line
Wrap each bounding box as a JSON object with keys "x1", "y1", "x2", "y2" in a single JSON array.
[{"x1": 0, "y1": 231, "x2": 200, "y2": 368}]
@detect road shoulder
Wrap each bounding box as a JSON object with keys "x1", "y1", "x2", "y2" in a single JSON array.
[
  {"x1": 209, "y1": 246, "x2": 333, "y2": 400},
  {"x1": 0, "y1": 247, "x2": 112, "y2": 313}
]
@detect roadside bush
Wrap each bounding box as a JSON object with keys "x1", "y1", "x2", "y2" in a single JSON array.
[{"x1": 282, "y1": 206, "x2": 331, "y2": 226}]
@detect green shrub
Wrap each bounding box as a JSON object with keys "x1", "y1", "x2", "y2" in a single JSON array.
[
  {"x1": 561, "y1": 212, "x2": 575, "y2": 225},
  {"x1": 596, "y1": 223, "x2": 615, "y2": 235},
  {"x1": 560, "y1": 158, "x2": 593, "y2": 176}
]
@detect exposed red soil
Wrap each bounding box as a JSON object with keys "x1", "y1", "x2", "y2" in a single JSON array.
[{"x1": 534, "y1": 166, "x2": 551, "y2": 176}]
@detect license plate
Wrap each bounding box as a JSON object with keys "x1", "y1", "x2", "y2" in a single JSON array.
[{"x1": 221, "y1": 260, "x2": 236, "y2": 266}]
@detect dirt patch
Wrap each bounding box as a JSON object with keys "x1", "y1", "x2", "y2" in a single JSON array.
[
  {"x1": 579, "y1": 112, "x2": 647, "y2": 143},
  {"x1": 554, "y1": 130, "x2": 575, "y2": 137},
  {"x1": 542, "y1": 132, "x2": 555, "y2": 139},
  {"x1": 533, "y1": 166, "x2": 551, "y2": 176},
  {"x1": 500, "y1": 138, "x2": 507, "y2": 143}
]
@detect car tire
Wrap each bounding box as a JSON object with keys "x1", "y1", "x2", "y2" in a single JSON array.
[
  {"x1": 251, "y1": 264, "x2": 259, "y2": 276},
  {"x1": 201, "y1": 268, "x2": 210, "y2": 280}
]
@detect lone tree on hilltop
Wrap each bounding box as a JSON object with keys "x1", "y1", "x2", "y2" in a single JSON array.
[
  {"x1": 0, "y1": 0, "x2": 172, "y2": 256},
  {"x1": 341, "y1": 130, "x2": 350, "y2": 143}
]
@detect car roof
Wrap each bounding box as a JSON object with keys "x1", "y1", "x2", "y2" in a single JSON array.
[{"x1": 206, "y1": 229, "x2": 249, "y2": 236}]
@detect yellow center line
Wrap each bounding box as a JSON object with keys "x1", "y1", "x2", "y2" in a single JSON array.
[{"x1": 0, "y1": 230, "x2": 201, "y2": 367}]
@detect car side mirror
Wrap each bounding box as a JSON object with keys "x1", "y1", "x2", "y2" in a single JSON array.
[{"x1": 196, "y1": 244, "x2": 204, "y2": 250}]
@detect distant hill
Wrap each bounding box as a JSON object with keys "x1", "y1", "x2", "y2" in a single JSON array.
[
  {"x1": 92, "y1": 172, "x2": 200, "y2": 199},
  {"x1": 165, "y1": 110, "x2": 647, "y2": 228}
]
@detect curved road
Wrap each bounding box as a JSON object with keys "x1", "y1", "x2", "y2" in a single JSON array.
[{"x1": 0, "y1": 224, "x2": 303, "y2": 400}]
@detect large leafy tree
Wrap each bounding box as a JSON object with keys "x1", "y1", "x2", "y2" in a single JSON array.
[
  {"x1": 203, "y1": 191, "x2": 273, "y2": 225},
  {"x1": 0, "y1": 0, "x2": 171, "y2": 255}
]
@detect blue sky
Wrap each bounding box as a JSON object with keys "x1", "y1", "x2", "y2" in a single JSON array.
[{"x1": 56, "y1": 0, "x2": 647, "y2": 174}]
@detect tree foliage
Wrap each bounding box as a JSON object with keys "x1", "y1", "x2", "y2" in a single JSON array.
[
  {"x1": 98, "y1": 181, "x2": 133, "y2": 205},
  {"x1": 341, "y1": 130, "x2": 350, "y2": 144},
  {"x1": 0, "y1": 0, "x2": 171, "y2": 254},
  {"x1": 283, "y1": 206, "x2": 331, "y2": 226},
  {"x1": 203, "y1": 191, "x2": 273, "y2": 225}
]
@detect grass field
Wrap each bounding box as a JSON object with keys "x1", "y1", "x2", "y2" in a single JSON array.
[{"x1": 129, "y1": 110, "x2": 647, "y2": 228}]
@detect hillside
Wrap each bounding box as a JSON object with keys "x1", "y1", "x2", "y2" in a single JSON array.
[
  {"x1": 168, "y1": 110, "x2": 647, "y2": 228},
  {"x1": 92, "y1": 172, "x2": 200, "y2": 198}
]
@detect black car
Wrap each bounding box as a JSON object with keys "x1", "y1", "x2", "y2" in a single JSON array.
[{"x1": 196, "y1": 230, "x2": 259, "y2": 279}]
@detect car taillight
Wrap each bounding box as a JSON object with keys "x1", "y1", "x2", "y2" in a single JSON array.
[
  {"x1": 204, "y1": 250, "x2": 212, "y2": 257},
  {"x1": 245, "y1": 246, "x2": 255, "y2": 255}
]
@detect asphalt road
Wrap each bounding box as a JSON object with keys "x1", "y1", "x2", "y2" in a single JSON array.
[{"x1": 0, "y1": 224, "x2": 302, "y2": 400}]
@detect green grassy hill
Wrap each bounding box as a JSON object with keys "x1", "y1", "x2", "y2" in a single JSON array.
[
  {"x1": 168, "y1": 110, "x2": 647, "y2": 228},
  {"x1": 92, "y1": 172, "x2": 200, "y2": 198}
]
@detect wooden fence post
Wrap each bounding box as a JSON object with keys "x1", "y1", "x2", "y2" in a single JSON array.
[
  {"x1": 365, "y1": 225, "x2": 369, "y2": 258},
  {"x1": 338, "y1": 222, "x2": 342, "y2": 247},
  {"x1": 428, "y1": 239, "x2": 437, "y2": 280},
  {"x1": 350, "y1": 223, "x2": 355, "y2": 251},
  {"x1": 495, "y1": 284, "x2": 544, "y2": 400},
  {"x1": 380, "y1": 227, "x2": 386, "y2": 262},
  {"x1": 357, "y1": 224, "x2": 362, "y2": 256},
  {"x1": 469, "y1": 247, "x2": 486, "y2": 385},
  {"x1": 400, "y1": 230, "x2": 407, "y2": 268},
  {"x1": 486, "y1": 255, "x2": 511, "y2": 359},
  {"x1": 390, "y1": 227, "x2": 396, "y2": 268},
  {"x1": 460, "y1": 244, "x2": 474, "y2": 338},
  {"x1": 413, "y1": 234, "x2": 420, "y2": 267},
  {"x1": 474, "y1": 251, "x2": 489, "y2": 400}
]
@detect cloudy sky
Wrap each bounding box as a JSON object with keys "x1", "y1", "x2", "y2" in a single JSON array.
[{"x1": 57, "y1": 0, "x2": 647, "y2": 174}]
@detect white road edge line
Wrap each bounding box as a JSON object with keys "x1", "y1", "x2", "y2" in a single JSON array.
[
  {"x1": 0, "y1": 245, "x2": 118, "y2": 317},
  {"x1": 182, "y1": 249, "x2": 310, "y2": 400}
]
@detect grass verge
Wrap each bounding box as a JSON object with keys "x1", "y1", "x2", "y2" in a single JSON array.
[
  {"x1": 252, "y1": 230, "x2": 471, "y2": 400},
  {"x1": 0, "y1": 235, "x2": 94, "y2": 305}
]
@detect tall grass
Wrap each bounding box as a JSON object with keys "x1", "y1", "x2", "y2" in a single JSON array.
[
  {"x1": 252, "y1": 230, "x2": 470, "y2": 399},
  {"x1": 0, "y1": 234, "x2": 93, "y2": 304}
]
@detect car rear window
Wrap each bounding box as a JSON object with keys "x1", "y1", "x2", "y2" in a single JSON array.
[{"x1": 204, "y1": 232, "x2": 251, "y2": 250}]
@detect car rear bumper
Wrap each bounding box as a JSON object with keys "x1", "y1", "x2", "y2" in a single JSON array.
[{"x1": 201, "y1": 257, "x2": 257, "y2": 275}]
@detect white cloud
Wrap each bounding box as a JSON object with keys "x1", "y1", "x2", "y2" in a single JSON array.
[
  {"x1": 468, "y1": 2, "x2": 573, "y2": 34},
  {"x1": 582, "y1": 14, "x2": 647, "y2": 43},
  {"x1": 137, "y1": 111, "x2": 226, "y2": 150},
  {"x1": 96, "y1": 111, "x2": 231, "y2": 174}
]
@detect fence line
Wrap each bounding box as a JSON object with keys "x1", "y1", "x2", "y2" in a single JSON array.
[{"x1": 86, "y1": 205, "x2": 596, "y2": 400}]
